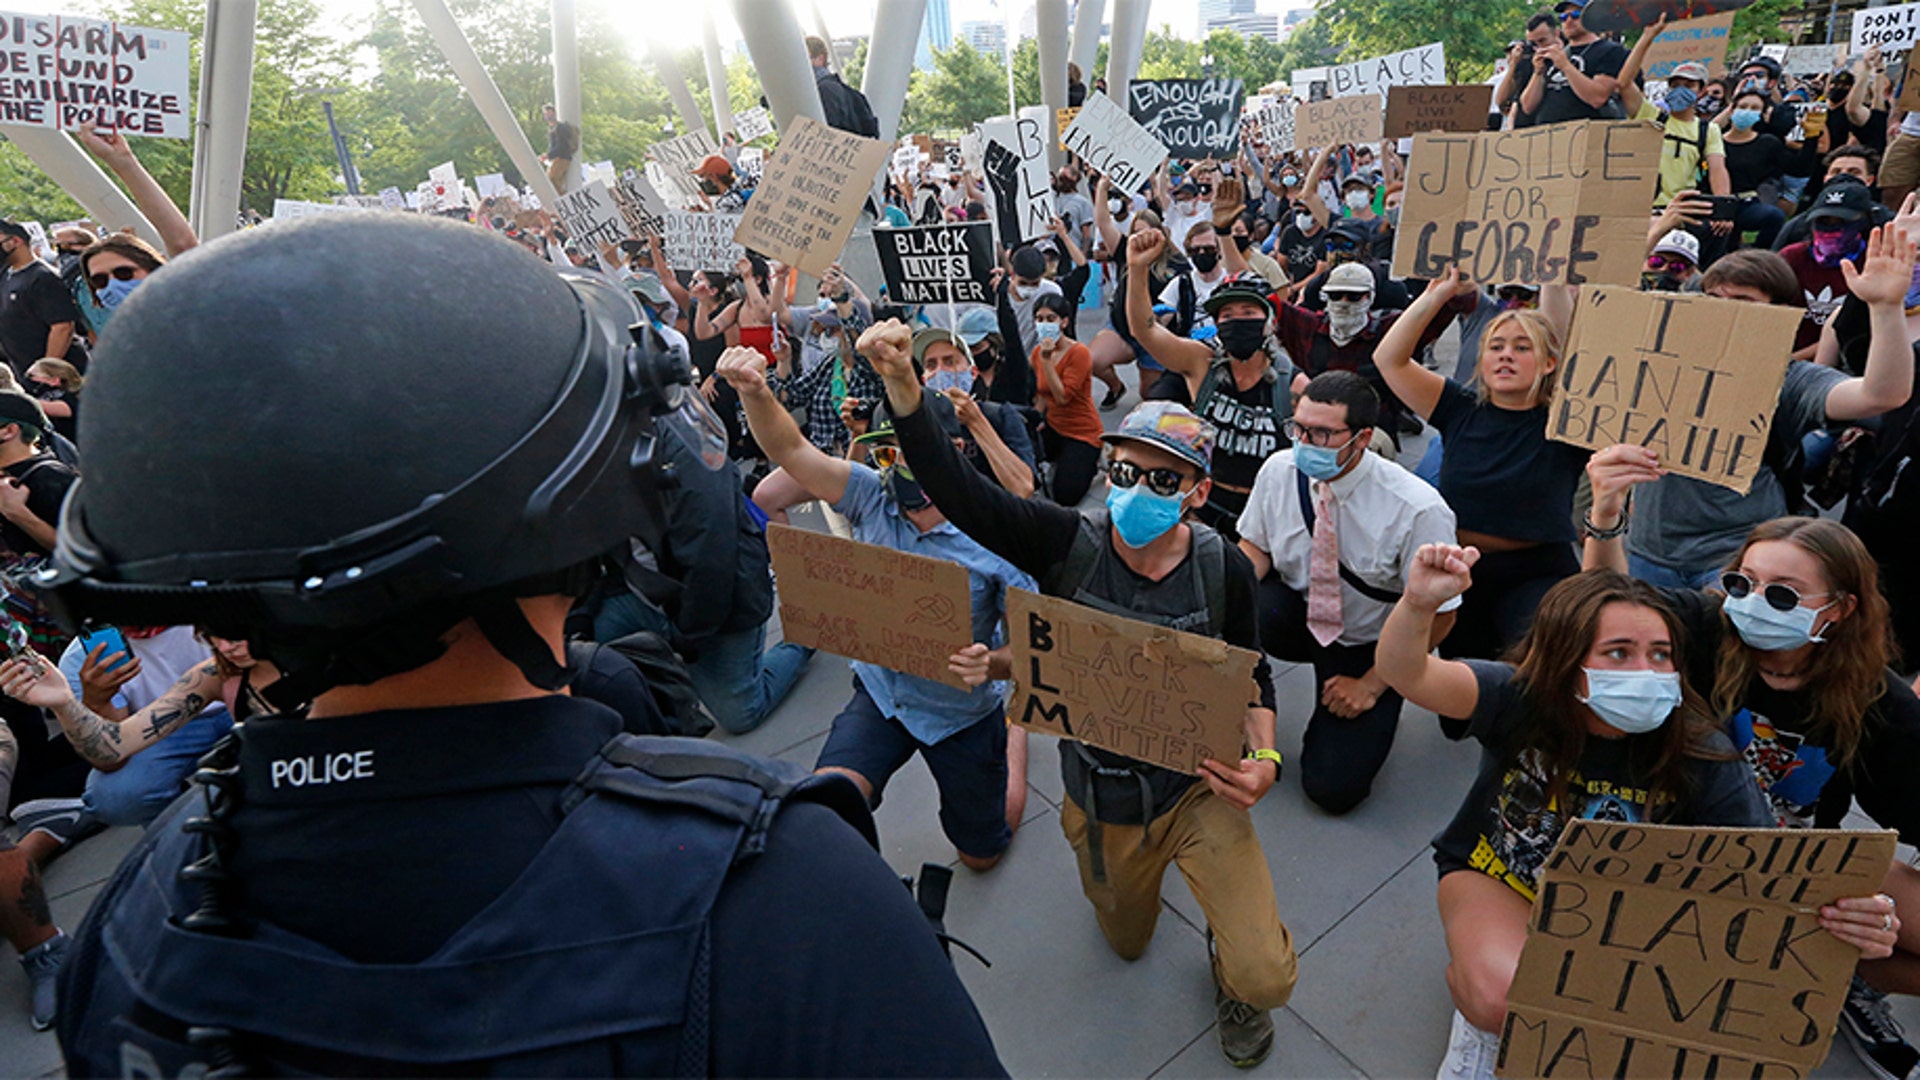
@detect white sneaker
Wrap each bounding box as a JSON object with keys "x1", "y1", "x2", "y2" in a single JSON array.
[{"x1": 1437, "y1": 1009, "x2": 1500, "y2": 1080}]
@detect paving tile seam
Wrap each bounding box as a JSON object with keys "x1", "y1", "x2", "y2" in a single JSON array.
[
  {"x1": 1293, "y1": 848, "x2": 1428, "y2": 957},
  {"x1": 1278, "y1": 1005, "x2": 1375, "y2": 1080},
  {"x1": 1143, "y1": 1025, "x2": 1217, "y2": 1079}
]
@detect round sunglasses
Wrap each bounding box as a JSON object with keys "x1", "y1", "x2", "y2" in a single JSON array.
[
  {"x1": 88, "y1": 265, "x2": 141, "y2": 290},
  {"x1": 1721, "y1": 571, "x2": 1832, "y2": 613}
]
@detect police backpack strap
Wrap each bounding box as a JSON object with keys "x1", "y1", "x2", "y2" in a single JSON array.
[{"x1": 1294, "y1": 468, "x2": 1403, "y2": 604}]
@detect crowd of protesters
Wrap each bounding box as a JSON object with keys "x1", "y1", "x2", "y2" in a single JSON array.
[{"x1": 3, "y1": 15, "x2": 1920, "y2": 1080}]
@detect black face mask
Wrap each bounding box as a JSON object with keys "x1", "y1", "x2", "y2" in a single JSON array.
[
  {"x1": 1232, "y1": 234, "x2": 1253, "y2": 252},
  {"x1": 1216, "y1": 317, "x2": 1268, "y2": 360},
  {"x1": 1189, "y1": 250, "x2": 1220, "y2": 273},
  {"x1": 883, "y1": 465, "x2": 931, "y2": 511},
  {"x1": 1641, "y1": 271, "x2": 1686, "y2": 293},
  {"x1": 972, "y1": 346, "x2": 998, "y2": 371}
]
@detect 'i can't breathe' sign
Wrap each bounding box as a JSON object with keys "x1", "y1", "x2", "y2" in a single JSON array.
[{"x1": 0, "y1": 11, "x2": 190, "y2": 138}]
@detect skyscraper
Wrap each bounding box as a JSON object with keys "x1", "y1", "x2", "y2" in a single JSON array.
[
  {"x1": 915, "y1": 0, "x2": 952, "y2": 72},
  {"x1": 961, "y1": 19, "x2": 1006, "y2": 56},
  {"x1": 1198, "y1": 0, "x2": 1256, "y2": 38}
]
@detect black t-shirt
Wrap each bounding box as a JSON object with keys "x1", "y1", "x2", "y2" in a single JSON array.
[
  {"x1": 1428, "y1": 379, "x2": 1588, "y2": 542},
  {"x1": 1529, "y1": 38, "x2": 1628, "y2": 126},
  {"x1": 1723, "y1": 133, "x2": 1788, "y2": 194},
  {"x1": 1276, "y1": 222, "x2": 1326, "y2": 282},
  {"x1": 0, "y1": 452, "x2": 73, "y2": 556},
  {"x1": 1827, "y1": 106, "x2": 1889, "y2": 153},
  {"x1": 1189, "y1": 368, "x2": 1285, "y2": 509},
  {"x1": 0, "y1": 260, "x2": 86, "y2": 375},
  {"x1": 1431, "y1": 660, "x2": 1771, "y2": 899},
  {"x1": 1666, "y1": 588, "x2": 1920, "y2": 843},
  {"x1": 195, "y1": 697, "x2": 1006, "y2": 1075},
  {"x1": 26, "y1": 383, "x2": 76, "y2": 442}
]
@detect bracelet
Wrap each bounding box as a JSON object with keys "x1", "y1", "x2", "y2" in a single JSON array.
[
  {"x1": 1582, "y1": 499, "x2": 1631, "y2": 541},
  {"x1": 1245, "y1": 747, "x2": 1283, "y2": 769}
]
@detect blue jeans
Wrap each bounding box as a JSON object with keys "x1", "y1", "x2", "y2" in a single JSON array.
[
  {"x1": 83, "y1": 705, "x2": 235, "y2": 826},
  {"x1": 1628, "y1": 553, "x2": 1723, "y2": 591},
  {"x1": 594, "y1": 592, "x2": 812, "y2": 735}
]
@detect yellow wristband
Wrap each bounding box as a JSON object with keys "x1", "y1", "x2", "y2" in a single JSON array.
[{"x1": 1245, "y1": 748, "x2": 1283, "y2": 768}]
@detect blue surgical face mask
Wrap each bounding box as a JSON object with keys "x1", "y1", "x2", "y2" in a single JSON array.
[
  {"x1": 1035, "y1": 321, "x2": 1063, "y2": 343},
  {"x1": 1664, "y1": 86, "x2": 1698, "y2": 113},
  {"x1": 1723, "y1": 590, "x2": 1835, "y2": 652},
  {"x1": 1293, "y1": 442, "x2": 1347, "y2": 481},
  {"x1": 1579, "y1": 669, "x2": 1683, "y2": 734},
  {"x1": 97, "y1": 275, "x2": 141, "y2": 310},
  {"x1": 1106, "y1": 483, "x2": 1187, "y2": 548},
  {"x1": 925, "y1": 367, "x2": 974, "y2": 394},
  {"x1": 1730, "y1": 108, "x2": 1763, "y2": 131}
]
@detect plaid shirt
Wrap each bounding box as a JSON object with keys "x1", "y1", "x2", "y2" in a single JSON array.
[{"x1": 770, "y1": 308, "x2": 883, "y2": 453}]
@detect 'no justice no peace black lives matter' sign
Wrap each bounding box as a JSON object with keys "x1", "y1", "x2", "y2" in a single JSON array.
[{"x1": 0, "y1": 11, "x2": 189, "y2": 138}]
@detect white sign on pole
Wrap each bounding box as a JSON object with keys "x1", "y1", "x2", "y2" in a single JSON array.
[
  {"x1": 475, "y1": 173, "x2": 508, "y2": 198},
  {"x1": 646, "y1": 161, "x2": 695, "y2": 207},
  {"x1": 551, "y1": 179, "x2": 627, "y2": 251},
  {"x1": 0, "y1": 12, "x2": 191, "y2": 138},
  {"x1": 736, "y1": 146, "x2": 765, "y2": 185},
  {"x1": 1256, "y1": 98, "x2": 1295, "y2": 152},
  {"x1": 1060, "y1": 91, "x2": 1170, "y2": 196},
  {"x1": 1325, "y1": 43, "x2": 1447, "y2": 100},
  {"x1": 979, "y1": 108, "x2": 1053, "y2": 245},
  {"x1": 663, "y1": 209, "x2": 746, "y2": 270},
  {"x1": 427, "y1": 161, "x2": 459, "y2": 188},
  {"x1": 1853, "y1": 2, "x2": 1920, "y2": 51},
  {"x1": 651, "y1": 130, "x2": 720, "y2": 178},
  {"x1": 734, "y1": 105, "x2": 775, "y2": 143}
]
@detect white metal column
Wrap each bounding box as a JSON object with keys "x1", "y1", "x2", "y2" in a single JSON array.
[
  {"x1": 730, "y1": 0, "x2": 826, "y2": 134},
  {"x1": 1037, "y1": 0, "x2": 1070, "y2": 168},
  {"x1": 551, "y1": 0, "x2": 583, "y2": 190},
  {"x1": 1069, "y1": 0, "x2": 1106, "y2": 89},
  {"x1": 701, "y1": 11, "x2": 736, "y2": 140},
  {"x1": 6, "y1": 128, "x2": 160, "y2": 246},
  {"x1": 412, "y1": 0, "x2": 559, "y2": 206},
  {"x1": 189, "y1": 0, "x2": 255, "y2": 241}
]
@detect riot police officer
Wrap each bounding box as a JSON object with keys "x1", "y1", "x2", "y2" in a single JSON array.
[{"x1": 32, "y1": 216, "x2": 1006, "y2": 1076}]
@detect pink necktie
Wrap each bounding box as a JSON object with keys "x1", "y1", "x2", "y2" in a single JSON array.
[{"x1": 1307, "y1": 481, "x2": 1344, "y2": 647}]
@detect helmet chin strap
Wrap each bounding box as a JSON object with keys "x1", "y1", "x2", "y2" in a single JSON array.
[{"x1": 471, "y1": 597, "x2": 574, "y2": 691}]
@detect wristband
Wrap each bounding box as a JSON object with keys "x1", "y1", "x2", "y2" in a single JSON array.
[
  {"x1": 1582, "y1": 496, "x2": 1631, "y2": 541},
  {"x1": 1245, "y1": 748, "x2": 1283, "y2": 769}
]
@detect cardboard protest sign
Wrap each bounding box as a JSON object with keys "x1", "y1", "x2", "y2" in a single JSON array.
[
  {"x1": 1854, "y1": 0, "x2": 1920, "y2": 52},
  {"x1": 1326, "y1": 43, "x2": 1446, "y2": 100},
  {"x1": 1007, "y1": 589, "x2": 1255, "y2": 774},
  {"x1": 733, "y1": 105, "x2": 774, "y2": 143},
  {"x1": 0, "y1": 12, "x2": 189, "y2": 137},
  {"x1": 766, "y1": 525, "x2": 974, "y2": 691},
  {"x1": 1500, "y1": 821, "x2": 1896, "y2": 1080},
  {"x1": 873, "y1": 222, "x2": 995, "y2": 306},
  {"x1": 1127, "y1": 78, "x2": 1245, "y2": 157},
  {"x1": 1253, "y1": 98, "x2": 1295, "y2": 152},
  {"x1": 1781, "y1": 42, "x2": 1846, "y2": 77},
  {"x1": 1055, "y1": 106, "x2": 1079, "y2": 149},
  {"x1": 1294, "y1": 94, "x2": 1384, "y2": 149},
  {"x1": 650, "y1": 130, "x2": 720, "y2": 178},
  {"x1": 979, "y1": 109, "x2": 1054, "y2": 246},
  {"x1": 512, "y1": 207, "x2": 544, "y2": 230},
  {"x1": 1391, "y1": 121, "x2": 1662, "y2": 288},
  {"x1": 735, "y1": 114, "x2": 889, "y2": 276},
  {"x1": 1638, "y1": 12, "x2": 1735, "y2": 80},
  {"x1": 550, "y1": 180, "x2": 627, "y2": 252},
  {"x1": 1060, "y1": 91, "x2": 1170, "y2": 196},
  {"x1": 1549, "y1": 287, "x2": 1800, "y2": 493},
  {"x1": 663, "y1": 209, "x2": 744, "y2": 269},
  {"x1": 610, "y1": 174, "x2": 668, "y2": 239},
  {"x1": 1383, "y1": 85, "x2": 1492, "y2": 139}
]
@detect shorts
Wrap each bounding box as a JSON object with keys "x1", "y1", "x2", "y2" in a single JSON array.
[
  {"x1": 817, "y1": 679, "x2": 1011, "y2": 859},
  {"x1": 1882, "y1": 132, "x2": 1920, "y2": 189}
]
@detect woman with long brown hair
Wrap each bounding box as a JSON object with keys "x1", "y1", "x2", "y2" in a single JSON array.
[
  {"x1": 1378, "y1": 550, "x2": 1900, "y2": 1080},
  {"x1": 1586, "y1": 461, "x2": 1920, "y2": 1077}
]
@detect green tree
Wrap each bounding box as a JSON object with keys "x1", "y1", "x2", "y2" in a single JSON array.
[
  {"x1": 1312, "y1": 0, "x2": 1532, "y2": 82},
  {"x1": 904, "y1": 40, "x2": 1009, "y2": 134},
  {"x1": 1012, "y1": 37, "x2": 1041, "y2": 107},
  {"x1": 1138, "y1": 25, "x2": 1203, "y2": 80},
  {"x1": 0, "y1": 138, "x2": 88, "y2": 223}
]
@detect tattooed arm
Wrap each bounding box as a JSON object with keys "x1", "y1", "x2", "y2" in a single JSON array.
[{"x1": 0, "y1": 656, "x2": 221, "y2": 771}]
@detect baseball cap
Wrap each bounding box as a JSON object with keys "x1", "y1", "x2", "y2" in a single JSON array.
[
  {"x1": 1652, "y1": 229, "x2": 1701, "y2": 266},
  {"x1": 0, "y1": 391, "x2": 48, "y2": 435},
  {"x1": 693, "y1": 155, "x2": 733, "y2": 179},
  {"x1": 0, "y1": 220, "x2": 29, "y2": 243},
  {"x1": 630, "y1": 273, "x2": 672, "y2": 308},
  {"x1": 1173, "y1": 180, "x2": 1201, "y2": 197},
  {"x1": 855, "y1": 391, "x2": 963, "y2": 446},
  {"x1": 1808, "y1": 181, "x2": 1873, "y2": 224},
  {"x1": 1668, "y1": 61, "x2": 1710, "y2": 84},
  {"x1": 1102, "y1": 401, "x2": 1217, "y2": 474},
  {"x1": 1202, "y1": 279, "x2": 1276, "y2": 320},
  {"x1": 810, "y1": 308, "x2": 843, "y2": 330},
  {"x1": 911, "y1": 326, "x2": 968, "y2": 363},
  {"x1": 1554, "y1": 0, "x2": 1585, "y2": 12},
  {"x1": 1342, "y1": 170, "x2": 1378, "y2": 190},
  {"x1": 1326, "y1": 262, "x2": 1376, "y2": 293},
  {"x1": 955, "y1": 306, "x2": 999, "y2": 346}
]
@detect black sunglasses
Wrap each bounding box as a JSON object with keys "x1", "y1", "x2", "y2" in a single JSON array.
[
  {"x1": 1107, "y1": 459, "x2": 1191, "y2": 497},
  {"x1": 87, "y1": 266, "x2": 140, "y2": 290},
  {"x1": 1324, "y1": 239, "x2": 1359, "y2": 252},
  {"x1": 1721, "y1": 571, "x2": 1832, "y2": 613}
]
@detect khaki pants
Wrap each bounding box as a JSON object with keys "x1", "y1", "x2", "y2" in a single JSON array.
[
  {"x1": 1059, "y1": 782, "x2": 1299, "y2": 1009},
  {"x1": 547, "y1": 157, "x2": 571, "y2": 194}
]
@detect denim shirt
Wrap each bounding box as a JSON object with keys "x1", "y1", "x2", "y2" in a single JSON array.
[{"x1": 832, "y1": 465, "x2": 1036, "y2": 744}]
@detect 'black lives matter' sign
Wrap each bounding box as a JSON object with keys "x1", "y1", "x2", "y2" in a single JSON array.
[
  {"x1": 873, "y1": 223, "x2": 994, "y2": 306},
  {"x1": 1128, "y1": 78, "x2": 1245, "y2": 158}
]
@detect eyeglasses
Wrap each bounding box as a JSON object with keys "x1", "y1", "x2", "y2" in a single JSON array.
[
  {"x1": 1323, "y1": 289, "x2": 1369, "y2": 302},
  {"x1": 1496, "y1": 287, "x2": 1539, "y2": 302},
  {"x1": 1644, "y1": 254, "x2": 1693, "y2": 273},
  {"x1": 87, "y1": 266, "x2": 140, "y2": 290},
  {"x1": 1721, "y1": 571, "x2": 1833, "y2": 613},
  {"x1": 1558, "y1": 9, "x2": 1580, "y2": 19},
  {"x1": 1283, "y1": 419, "x2": 1354, "y2": 448},
  {"x1": 868, "y1": 444, "x2": 902, "y2": 469},
  {"x1": 1107, "y1": 459, "x2": 1191, "y2": 497}
]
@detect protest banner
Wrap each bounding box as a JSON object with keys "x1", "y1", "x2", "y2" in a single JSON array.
[
  {"x1": 1391, "y1": 121, "x2": 1662, "y2": 288},
  {"x1": 1055, "y1": 106, "x2": 1079, "y2": 149},
  {"x1": 584, "y1": 160, "x2": 617, "y2": 188},
  {"x1": 645, "y1": 160, "x2": 695, "y2": 207},
  {"x1": 378, "y1": 186, "x2": 405, "y2": 211},
  {"x1": 1383, "y1": 85, "x2": 1492, "y2": 138},
  {"x1": 1127, "y1": 77, "x2": 1245, "y2": 157},
  {"x1": 1548, "y1": 287, "x2": 1799, "y2": 493},
  {"x1": 1060, "y1": 91, "x2": 1170, "y2": 196},
  {"x1": 1781, "y1": 42, "x2": 1846, "y2": 77},
  {"x1": 663, "y1": 209, "x2": 744, "y2": 269},
  {"x1": 1326, "y1": 43, "x2": 1446, "y2": 101},
  {"x1": 271, "y1": 199, "x2": 363, "y2": 222},
  {"x1": 1295, "y1": 94, "x2": 1384, "y2": 149},
  {"x1": 735, "y1": 146, "x2": 764, "y2": 186},
  {"x1": 650, "y1": 130, "x2": 720, "y2": 179},
  {"x1": 1291, "y1": 65, "x2": 1327, "y2": 102},
  {"x1": 1855, "y1": 0, "x2": 1920, "y2": 51},
  {"x1": 0, "y1": 12, "x2": 189, "y2": 137},
  {"x1": 1006, "y1": 589, "x2": 1256, "y2": 774},
  {"x1": 1638, "y1": 12, "x2": 1736, "y2": 79},
  {"x1": 1499, "y1": 821, "x2": 1896, "y2": 1080},
  {"x1": 551, "y1": 180, "x2": 626, "y2": 252},
  {"x1": 609, "y1": 174, "x2": 667, "y2": 239},
  {"x1": 979, "y1": 108, "x2": 1054, "y2": 246},
  {"x1": 873, "y1": 222, "x2": 995, "y2": 306},
  {"x1": 892, "y1": 142, "x2": 920, "y2": 178},
  {"x1": 733, "y1": 105, "x2": 774, "y2": 143},
  {"x1": 766, "y1": 525, "x2": 974, "y2": 691},
  {"x1": 427, "y1": 161, "x2": 458, "y2": 188},
  {"x1": 735, "y1": 114, "x2": 889, "y2": 276}
]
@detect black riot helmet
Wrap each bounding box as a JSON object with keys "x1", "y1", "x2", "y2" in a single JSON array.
[{"x1": 39, "y1": 214, "x2": 715, "y2": 709}]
